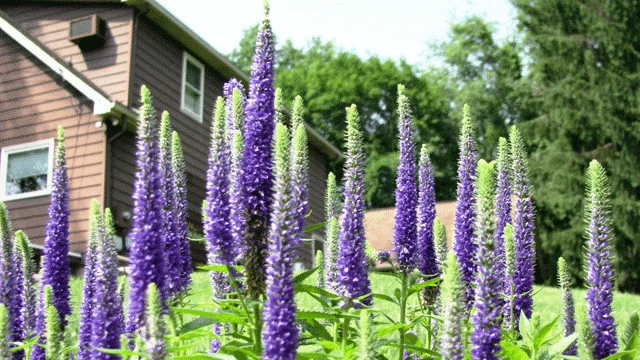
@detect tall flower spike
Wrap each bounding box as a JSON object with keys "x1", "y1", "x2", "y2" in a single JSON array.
[
  {"x1": 324, "y1": 172, "x2": 340, "y2": 290},
  {"x1": 104, "y1": 208, "x2": 125, "y2": 339},
  {"x1": 418, "y1": 144, "x2": 437, "y2": 277},
  {"x1": 274, "y1": 87, "x2": 285, "y2": 124},
  {"x1": 336, "y1": 105, "x2": 372, "y2": 307},
  {"x1": 159, "y1": 112, "x2": 184, "y2": 299},
  {"x1": 393, "y1": 84, "x2": 418, "y2": 273},
  {"x1": 509, "y1": 126, "x2": 535, "y2": 326},
  {"x1": 495, "y1": 137, "x2": 510, "y2": 299},
  {"x1": 205, "y1": 98, "x2": 234, "y2": 354},
  {"x1": 262, "y1": 123, "x2": 299, "y2": 360},
  {"x1": 223, "y1": 78, "x2": 245, "y2": 133},
  {"x1": 241, "y1": 3, "x2": 276, "y2": 299},
  {"x1": 90, "y1": 205, "x2": 124, "y2": 359},
  {"x1": 290, "y1": 103, "x2": 309, "y2": 242},
  {"x1": 142, "y1": 283, "x2": 166, "y2": 360},
  {"x1": 0, "y1": 202, "x2": 15, "y2": 342},
  {"x1": 471, "y1": 160, "x2": 502, "y2": 360},
  {"x1": 78, "y1": 201, "x2": 101, "y2": 360},
  {"x1": 584, "y1": 160, "x2": 618, "y2": 358},
  {"x1": 503, "y1": 223, "x2": 516, "y2": 332},
  {"x1": 315, "y1": 250, "x2": 324, "y2": 288},
  {"x1": 43, "y1": 285, "x2": 62, "y2": 360},
  {"x1": 440, "y1": 251, "x2": 466, "y2": 360},
  {"x1": 0, "y1": 305, "x2": 8, "y2": 359},
  {"x1": 14, "y1": 230, "x2": 36, "y2": 341},
  {"x1": 171, "y1": 131, "x2": 192, "y2": 294},
  {"x1": 558, "y1": 257, "x2": 577, "y2": 356},
  {"x1": 453, "y1": 104, "x2": 478, "y2": 307},
  {"x1": 433, "y1": 218, "x2": 448, "y2": 275},
  {"x1": 358, "y1": 310, "x2": 376, "y2": 359},
  {"x1": 126, "y1": 86, "x2": 167, "y2": 335},
  {"x1": 229, "y1": 85, "x2": 247, "y2": 263},
  {"x1": 40, "y1": 126, "x2": 71, "y2": 328}
]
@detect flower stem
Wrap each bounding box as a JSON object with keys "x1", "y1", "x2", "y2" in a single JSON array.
[
  {"x1": 398, "y1": 272, "x2": 408, "y2": 360},
  {"x1": 253, "y1": 303, "x2": 262, "y2": 354},
  {"x1": 342, "y1": 316, "x2": 351, "y2": 355}
]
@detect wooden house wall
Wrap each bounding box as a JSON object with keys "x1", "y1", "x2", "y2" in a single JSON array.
[
  {"x1": 2, "y1": 2, "x2": 134, "y2": 105},
  {"x1": 0, "y1": 32, "x2": 107, "y2": 254}
]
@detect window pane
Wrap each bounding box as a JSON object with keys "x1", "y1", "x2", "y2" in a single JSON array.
[
  {"x1": 6, "y1": 148, "x2": 49, "y2": 195},
  {"x1": 185, "y1": 61, "x2": 202, "y2": 90},
  {"x1": 183, "y1": 86, "x2": 201, "y2": 115}
]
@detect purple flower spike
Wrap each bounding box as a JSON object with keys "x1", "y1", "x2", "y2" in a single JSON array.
[
  {"x1": 40, "y1": 126, "x2": 71, "y2": 327},
  {"x1": 223, "y1": 78, "x2": 245, "y2": 133},
  {"x1": 262, "y1": 123, "x2": 300, "y2": 360},
  {"x1": 471, "y1": 160, "x2": 502, "y2": 360},
  {"x1": 509, "y1": 126, "x2": 535, "y2": 327},
  {"x1": 453, "y1": 104, "x2": 478, "y2": 307},
  {"x1": 584, "y1": 160, "x2": 618, "y2": 359},
  {"x1": 241, "y1": 2, "x2": 276, "y2": 299},
  {"x1": 440, "y1": 252, "x2": 466, "y2": 360},
  {"x1": 78, "y1": 201, "x2": 101, "y2": 359},
  {"x1": 126, "y1": 86, "x2": 167, "y2": 335},
  {"x1": 14, "y1": 231, "x2": 36, "y2": 342},
  {"x1": 171, "y1": 132, "x2": 192, "y2": 294},
  {"x1": 0, "y1": 203, "x2": 15, "y2": 339},
  {"x1": 557, "y1": 257, "x2": 577, "y2": 356},
  {"x1": 418, "y1": 144, "x2": 437, "y2": 278},
  {"x1": 228, "y1": 87, "x2": 247, "y2": 264},
  {"x1": 336, "y1": 105, "x2": 372, "y2": 307},
  {"x1": 495, "y1": 137, "x2": 510, "y2": 308},
  {"x1": 393, "y1": 85, "x2": 418, "y2": 273}
]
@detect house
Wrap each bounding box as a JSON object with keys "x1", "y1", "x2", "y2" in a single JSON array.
[
  {"x1": 364, "y1": 201, "x2": 456, "y2": 268},
  {"x1": 0, "y1": 0, "x2": 341, "y2": 267}
]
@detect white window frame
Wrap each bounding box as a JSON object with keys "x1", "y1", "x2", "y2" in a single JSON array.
[
  {"x1": 180, "y1": 52, "x2": 205, "y2": 122},
  {"x1": 0, "y1": 138, "x2": 55, "y2": 201}
]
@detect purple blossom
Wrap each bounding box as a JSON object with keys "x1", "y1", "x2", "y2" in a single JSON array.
[
  {"x1": 509, "y1": 126, "x2": 535, "y2": 326},
  {"x1": 393, "y1": 85, "x2": 418, "y2": 273},
  {"x1": 495, "y1": 137, "x2": 510, "y2": 311},
  {"x1": 262, "y1": 123, "x2": 299, "y2": 360},
  {"x1": 40, "y1": 126, "x2": 71, "y2": 327},
  {"x1": 584, "y1": 160, "x2": 618, "y2": 359},
  {"x1": 335, "y1": 105, "x2": 372, "y2": 307},
  {"x1": 417, "y1": 144, "x2": 437, "y2": 278},
  {"x1": 223, "y1": 78, "x2": 245, "y2": 133},
  {"x1": 14, "y1": 231, "x2": 36, "y2": 342},
  {"x1": 377, "y1": 250, "x2": 391, "y2": 264},
  {"x1": 452, "y1": 104, "x2": 477, "y2": 307},
  {"x1": 0, "y1": 203, "x2": 15, "y2": 341},
  {"x1": 159, "y1": 112, "x2": 187, "y2": 299},
  {"x1": 126, "y1": 86, "x2": 167, "y2": 335},
  {"x1": 78, "y1": 202, "x2": 101, "y2": 359},
  {"x1": 471, "y1": 160, "x2": 502, "y2": 360},
  {"x1": 204, "y1": 98, "x2": 234, "y2": 353},
  {"x1": 90, "y1": 206, "x2": 124, "y2": 359},
  {"x1": 171, "y1": 132, "x2": 192, "y2": 295},
  {"x1": 241, "y1": 3, "x2": 276, "y2": 299}
]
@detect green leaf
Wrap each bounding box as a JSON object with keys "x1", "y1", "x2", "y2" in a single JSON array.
[
  {"x1": 304, "y1": 221, "x2": 326, "y2": 233},
  {"x1": 171, "y1": 308, "x2": 245, "y2": 324},
  {"x1": 294, "y1": 267, "x2": 319, "y2": 284},
  {"x1": 407, "y1": 277, "x2": 441, "y2": 296},
  {"x1": 198, "y1": 264, "x2": 244, "y2": 273},
  {"x1": 533, "y1": 315, "x2": 559, "y2": 349},
  {"x1": 547, "y1": 334, "x2": 579, "y2": 357},
  {"x1": 377, "y1": 323, "x2": 408, "y2": 337},
  {"x1": 297, "y1": 311, "x2": 357, "y2": 321},
  {"x1": 294, "y1": 284, "x2": 340, "y2": 300},
  {"x1": 372, "y1": 293, "x2": 397, "y2": 304},
  {"x1": 499, "y1": 341, "x2": 530, "y2": 360}
]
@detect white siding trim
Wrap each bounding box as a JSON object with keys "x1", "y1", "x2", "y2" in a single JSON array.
[
  {"x1": 0, "y1": 138, "x2": 55, "y2": 202},
  {"x1": 180, "y1": 51, "x2": 205, "y2": 122}
]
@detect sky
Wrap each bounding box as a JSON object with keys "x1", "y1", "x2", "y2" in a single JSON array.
[{"x1": 155, "y1": 0, "x2": 518, "y2": 68}]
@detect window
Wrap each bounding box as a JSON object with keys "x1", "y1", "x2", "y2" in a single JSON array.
[
  {"x1": 0, "y1": 139, "x2": 54, "y2": 201},
  {"x1": 181, "y1": 52, "x2": 205, "y2": 121}
]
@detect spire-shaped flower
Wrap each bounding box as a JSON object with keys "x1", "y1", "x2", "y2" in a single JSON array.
[
  {"x1": 40, "y1": 126, "x2": 71, "y2": 329},
  {"x1": 315, "y1": 250, "x2": 325, "y2": 288},
  {"x1": 43, "y1": 285, "x2": 62, "y2": 360},
  {"x1": 503, "y1": 223, "x2": 516, "y2": 332},
  {"x1": 336, "y1": 105, "x2": 372, "y2": 307},
  {"x1": 509, "y1": 126, "x2": 535, "y2": 325},
  {"x1": 223, "y1": 78, "x2": 245, "y2": 133},
  {"x1": 90, "y1": 205, "x2": 124, "y2": 359},
  {"x1": 290, "y1": 98, "x2": 308, "y2": 241},
  {"x1": 584, "y1": 160, "x2": 618, "y2": 359},
  {"x1": 471, "y1": 159, "x2": 502, "y2": 360},
  {"x1": 0, "y1": 202, "x2": 16, "y2": 342},
  {"x1": 104, "y1": 208, "x2": 125, "y2": 339},
  {"x1": 358, "y1": 309, "x2": 376, "y2": 359},
  {"x1": 440, "y1": 251, "x2": 466, "y2": 360},
  {"x1": 241, "y1": 3, "x2": 276, "y2": 299},
  {"x1": 78, "y1": 201, "x2": 101, "y2": 359},
  {"x1": 495, "y1": 137, "x2": 510, "y2": 299},
  {"x1": 262, "y1": 123, "x2": 299, "y2": 360},
  {"x1": 171, "y1": 132, "x2": 192, "y2": 294},
  {"x1": 274, "y1": 87, "x2": 286, "y2": 124},
  {"x1": 159, "y1": 112, "x2": 186, "y2": 299},
  {"x1": 558, "y1": 257, "x2": 577, "y2": 356},
  {"x1": 142, "y1": 283, "x2": 166, "y2": 360},
  {"x1": 418, "y1": 144, "x2": 437, "y2": 278},
  {"x1": 14, "y1": 230, "x2": 36, "y2": 341},
  {"x1": 228, "y1": 85, "x2": 247, "y2": 263},
  {"x1": 393, "y1": 85, "x2": 418, "y2": 273},
  {"x1": 324, "y1": 172, "x2": 340, "y2": 290},
  {"x1": 126, "y1": 86, "x2": 167, "y2": 335},
  {"x1": 433, "y1": 218, "x2": 448, "y2": 274},
  {"x1": 453, "y1": 104, "x2": 477, "y2": 306}
]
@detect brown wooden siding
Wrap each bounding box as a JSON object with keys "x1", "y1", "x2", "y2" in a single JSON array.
[
  {"x1": 2, "y1": 3, "x2": 133, "y2": 105},
  {"x1": 0, "y1": 32, "x2": 107, "y2": 254}
]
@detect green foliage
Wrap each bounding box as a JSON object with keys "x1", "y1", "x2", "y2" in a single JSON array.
[
  {"x1": 433, "y1": 218, "x2": 448, "y2": 274},
  {"x1": 44, "y1": 284, "x2": 63, "y2": 360},
  {"x1": 0, "y1": 304, "x2": 9, "y2": 359},
  {"x1": 501, "y1": 312, "x2": 578, "y2": 359}
]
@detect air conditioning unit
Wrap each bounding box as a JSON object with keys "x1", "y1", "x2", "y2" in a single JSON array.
[{"x1": 69, "y1": 15, "x2": 106, "y2": 50}]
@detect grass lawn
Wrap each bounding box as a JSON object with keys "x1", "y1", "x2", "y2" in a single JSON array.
[{"x1": 65, "y1": 270, "x2": 640, "y2": 354}]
